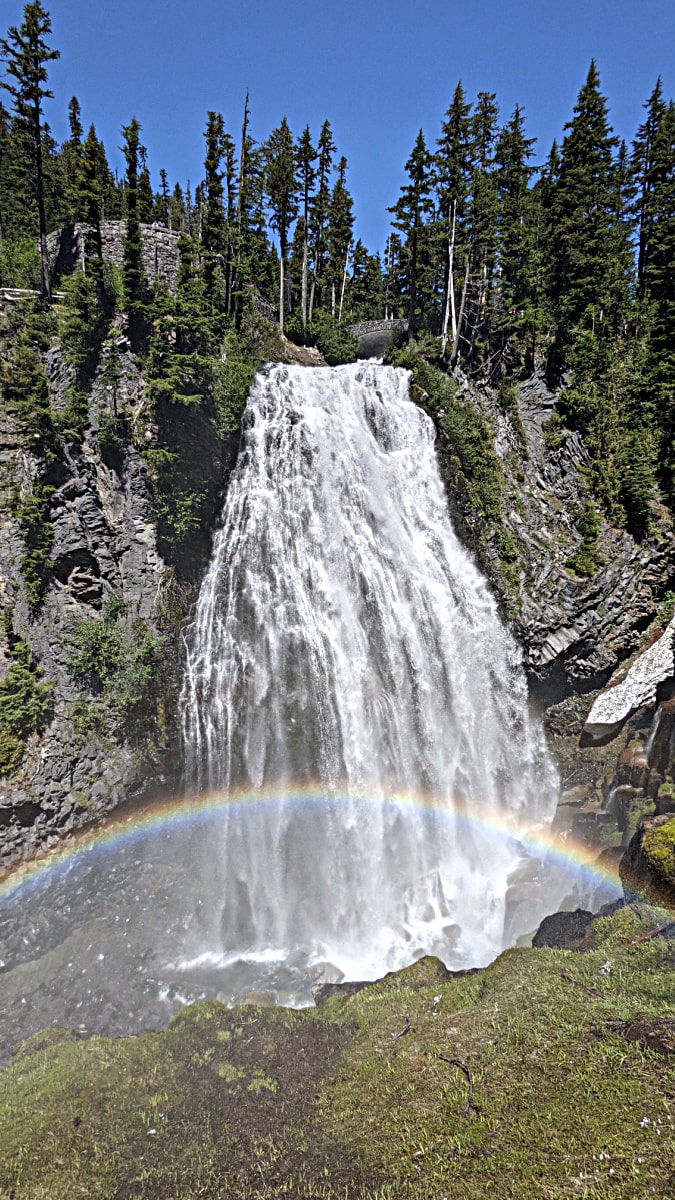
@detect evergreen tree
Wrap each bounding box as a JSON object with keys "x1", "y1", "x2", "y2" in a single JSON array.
[
  {"x1": 264, "y1": 116, "x2": 297, "y2": 333},
  {"x1": 389, "y1": 130, "x2": 434, "y2": 340},
  {"x1": 347, "y1": 239, "x2": 384, "y2": 321},
  {"x1": 201, "y1": 110, "x2": 227, "y2": 313},
  {"x1": 464, "y1": 91, "x2": 500, "y2": 361},
  {"x1": 326, "y1": 155, "x2": 354, "y2": 320},
  {"x1": 61, "y1": 94, "x2": 84, "y2": 223},
  {"x1": 169, "y1": 181, "x2": 185, "y2": 231},
  {"x1": 120, "y1": 116, "x2": 148, "y2": 333},
  {"x1": 630, "y1": 78, "x2": 667, "y2": 298},
  {"x1": 546, "y1": 61, "x2": 631, "y2": 362},
  {"x1": 137, "y1": 144, "x2": 153, "y2": 223},
  {"x1": 295, "y1": 124, "x2": 317, "y2": 327},
  {"x1": 0, "y1": 0, "x2": 60, "y2": 297},
  {"x1": 155, "y1": 168, "x2": 169, "y2": 223},
  {"x1": 434, "y1": 81, "x2": 474, "y2": 356},
  {"x1": 493, "y1": 104, "x2": 537, "y2": 365},
  {"x1": 308, "y1": 119, "x2": 335, "y2": 320}
]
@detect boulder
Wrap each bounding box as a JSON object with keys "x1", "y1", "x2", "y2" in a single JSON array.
[
  {"x1": 619, "y1": 813, "x2": 675, "y2": 909},
  {"x1": 532, "y1": 908, "x2": 595, "y2": 949}
]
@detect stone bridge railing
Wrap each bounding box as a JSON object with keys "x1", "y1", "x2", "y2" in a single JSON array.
[{"x1": 348, "y1": 318, "x2": 408, "y2": 337}]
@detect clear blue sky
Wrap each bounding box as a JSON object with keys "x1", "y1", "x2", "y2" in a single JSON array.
[{"x1": 4, "y1": 0, "x2": 675, "y2": 253}]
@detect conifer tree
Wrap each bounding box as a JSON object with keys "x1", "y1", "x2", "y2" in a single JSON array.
[
  {"x1": 494, "y1": 104, "x2": 537, "y2": 363},
  {"x1": 464, "y1": 91, "x2": 500, "y2": 361},
  {"x1": 295, "y1": 125, "x2": 317, "y2": 327},
  {"x1": 61, "y1": 94, "x2": 84, "y2": 222},
  {"x1": 434, "y1": 81, "x2": 474, "y2": 355},
  {"x1": 347, "y1": 239, "x2": 384, "y2": 321},
  {"x1": 0, "y1": 0, "x2": 60, "y2": 297},
  {"x1": 264, "y1": 116, "x2": 297, "y2": 332},
  {"x1": 326, "y1": 156, "x2": 354, "y2": 319},
  {"x1": 169, "y1": 181, "x2": 185, "y2": 231},
  {"x1": 546, "y1": 61, "x2": 630, "y2": 360},
  {"x1": 155, "y1": 168, "x2": 169, "y2": 223},
  {"x1": 631, "y1": 78, "x2": 667, "y2": 298},
  {"x1": 137, "y1": 145, "x2": 153, "y2": 223},
  {"x1": 308, "y1": 120, "x2": 335, "y2": 320},
  {"x1": 201, "y1": 110, "x2": 227, "y2": 313},
  {"x1": 120, "y1": 116, "x2": 148, "y2": 333},
  {"x1": 389, "y1": 130, "x2": 434, "y2": 340}
]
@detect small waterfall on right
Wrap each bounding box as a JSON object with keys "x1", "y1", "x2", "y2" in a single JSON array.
[{"x1": 177, "y1": 361, "x2": 577, "y2": 1000}]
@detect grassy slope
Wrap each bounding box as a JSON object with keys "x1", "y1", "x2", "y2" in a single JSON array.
[{"x1": 0, "y1": 907, "x2": 673, "y2": 1199}]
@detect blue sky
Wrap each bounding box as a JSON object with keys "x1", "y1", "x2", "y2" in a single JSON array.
[{"x1": 4, "y1": 0, "x2": 675, "y2": 253}]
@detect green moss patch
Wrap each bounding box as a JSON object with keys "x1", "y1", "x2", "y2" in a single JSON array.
[
  {"x1": 0, "y1": 909, "x2": 673, "y2": 1198},
  {"x1": 643, "y1": 817, "x2": 675, "y2": 890}
]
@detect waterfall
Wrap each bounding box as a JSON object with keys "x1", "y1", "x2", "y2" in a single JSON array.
[{"x1": 179, "y1": 361, "x2": 559, "y2": 995}]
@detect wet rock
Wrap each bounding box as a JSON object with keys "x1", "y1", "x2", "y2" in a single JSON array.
[{"x1": 532, "y1": 908, "x2": 595, "y2": 949}]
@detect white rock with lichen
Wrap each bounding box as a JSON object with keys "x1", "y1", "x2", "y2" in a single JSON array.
[{"x1": 583, "y1": 617, "x2": 675, "y2": 740}]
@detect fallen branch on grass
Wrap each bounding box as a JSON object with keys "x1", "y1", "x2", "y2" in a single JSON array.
[{"x1": 438, "y1": 1055, "x2": 473, "y2": 1120}]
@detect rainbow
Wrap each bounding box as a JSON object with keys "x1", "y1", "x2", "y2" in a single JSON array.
[{"x1": 0, "y1": 784, "x2": 622, "y2": 904}]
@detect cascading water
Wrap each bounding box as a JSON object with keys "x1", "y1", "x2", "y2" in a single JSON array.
[{"x1": 178, "y1": 361, "x2": 560, "y2": 995}]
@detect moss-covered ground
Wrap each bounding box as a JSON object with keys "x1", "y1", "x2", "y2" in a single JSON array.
[{"x1": 0, "y1": 907, "x2": 673, "y2": 1199}]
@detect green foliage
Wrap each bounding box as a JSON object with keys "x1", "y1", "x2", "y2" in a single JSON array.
[
  {"x1": 565, "y1": 498, "x2": 603, "y2": 577},
  {"x1": 655, "y1": 591, "x2": 675, "y2": 628},
  {"x1": 56, "y1": 270, "x2": 108, "y2": 393},
  {"x1": 0, "y1": 235, "x2": 41, "y2": 287},
  {"x1": 285, "y1": 310, "x2": 358, "y2": 365},
  {"x1": 214, "y1": 330, "x2": 257, "y2": 435},
  {"x1": 1, "y1": 328, "x2": 58, "y2": 459},
  {"x1": 497, "y1": 377, "x2": 527, "y2": 454},
  {"x1": 541, "y1": 409, "x2": 567, "y2": 452},
  {"x1": 14, "y1": 481, "x2": 55, "y2": 605},
  {"x1": 0, "y1": 612, "x2": 52, "y2": 774},
  {"x1": 391, "y1": 343, "x2": 504, "y2": 525},
  {"x1": 68, "y1": 592, "x2": 162, "y2": 734}
]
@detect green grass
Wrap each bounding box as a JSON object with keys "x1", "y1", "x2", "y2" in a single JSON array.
[{"x1": 0, "y1": 908, "x2": 673, "y2": 1198}]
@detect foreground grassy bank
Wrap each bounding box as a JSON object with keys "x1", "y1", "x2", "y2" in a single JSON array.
[{"x1": 0, "y1": 906, "x2": 673, "y2": 1199}]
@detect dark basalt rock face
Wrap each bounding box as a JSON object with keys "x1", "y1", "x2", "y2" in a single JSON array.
[
  {"x1": 0, "y1": 339, "x2": 178, "y2": 867},
  {"x1": 438, "y1": 369, "x2": 675, "y2": 706}
]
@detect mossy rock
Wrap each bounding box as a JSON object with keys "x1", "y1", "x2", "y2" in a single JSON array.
[
  {"x1": 643, "y1": 816, "x2": 675, "y2": 891},
  {"x1": 621, "y1": 813, "x2": 675, "y2": 909}
]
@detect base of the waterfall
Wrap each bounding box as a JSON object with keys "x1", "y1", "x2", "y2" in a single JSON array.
[{"x1": 0, "y1": 821, "x2": 621, "y2": 1062}]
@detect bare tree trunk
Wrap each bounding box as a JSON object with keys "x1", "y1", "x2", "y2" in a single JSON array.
[
  {"x1": 441, "y1": 201, "x2": 457, "y2": 357},
  {"x1": 338, "y1": 243, "x2": 350, "y2": 323},
  {"x1": 279, "y1": 248, "x2": 285, "y2": 334},
  {"x1": 451, "y1": 256, "x2": 471, "y2": 366},
  {"x1": 301, "y1": 237, "x2": 308, "y2": 328}
]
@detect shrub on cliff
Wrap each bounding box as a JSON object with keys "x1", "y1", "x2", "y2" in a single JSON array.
[{"x1": 0, "y1": 613, "x2": 53, "y2": 776}]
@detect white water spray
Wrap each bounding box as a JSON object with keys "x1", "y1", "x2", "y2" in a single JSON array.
[{"x1": 180, "y1": 361, "x2": 559, "y2": 991}]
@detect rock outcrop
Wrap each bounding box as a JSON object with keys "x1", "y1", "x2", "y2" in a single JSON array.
[
  {"x1": 583, "y1": 618, "x2": 675, "y2": 740},
  {"x1": 0, "y1": 336, "x2": 177, "y2": 867},
  {"x1": 620, "y1": 813, "x2": 675, "y2": 909},
  {"x1": 437, "y1": 369, "x2": 675, "y2": 702}
]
